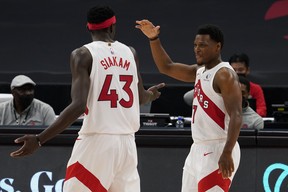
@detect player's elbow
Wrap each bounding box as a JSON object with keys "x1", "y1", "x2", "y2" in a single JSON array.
[
  {"x1": 232, "y1": 111, "x2": 243, "y2": 128},
  {"x1": 158, "y1": 67, "x2": 172, "y2": 77},
  {"x1": 71, "y1": 100, "x2": 87, "y2": 115}
]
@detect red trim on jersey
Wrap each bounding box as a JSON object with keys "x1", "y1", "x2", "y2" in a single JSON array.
[
  {"x1": 195, "y1": 80, "x2": 225, "y2": 129},
  {"x1": 84, "y1": 106, "x2": 89, "y2": 115},
  {"x1": 198, "y1": 169, "x2": 231, "y2": 192},
  {"x1": 65, "y1": 161, "x2": 107, "y2": 192}
]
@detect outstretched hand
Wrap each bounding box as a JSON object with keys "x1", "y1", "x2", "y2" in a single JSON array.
[
  {"x1": 135, "y1": 20, "x2": 160, "y2": 39},
  {"x1": 10, "y1": 135, "x2": 40, "y2": 158},
  {"x1": 148, "y1": 82, "x2": 165, "y2": 101}
]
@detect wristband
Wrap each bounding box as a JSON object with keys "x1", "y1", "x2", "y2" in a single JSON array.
[
  {"x1": 149, "y1": 36, "x2": 159, "y2": 41},
  {"x1": 35, "y1": 135, "x2": 42, "y2": 147}
]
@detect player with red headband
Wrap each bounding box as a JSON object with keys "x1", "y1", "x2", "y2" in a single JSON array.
[
  {"x1": 87, "y1": 15, "x2": 116, "y2": 30},
  {"x1": 11, "y1": 5, "x2": 165, "y2": 191}
]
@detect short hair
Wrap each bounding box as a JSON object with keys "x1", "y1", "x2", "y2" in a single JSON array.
[
  {"x1": 87, "y1": 5, "x2": 115, "y2": 24},
  {"x1": 197, "y1": 24, "x2": 224, "y2": 49},
  {"x1": 229, "y1": 53, "x2": 250, "y2": 68},
  {"x1": 238, "y1": 75, "x2": 250, "y2": 92}
]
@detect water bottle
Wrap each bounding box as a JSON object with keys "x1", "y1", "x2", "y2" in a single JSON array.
[{"x1": 175, "y1": 116, "x2": 184, "y2": 128}]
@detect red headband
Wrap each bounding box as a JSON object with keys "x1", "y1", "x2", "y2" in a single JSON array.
[{"x1": 87, "y1": 16, "x2": 116, "y2": 30}]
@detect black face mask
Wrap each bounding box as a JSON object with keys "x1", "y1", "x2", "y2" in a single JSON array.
[
  {"x1": 237, "y1": 73, "x2": 247, "y2": 78},
  {"x1": 242, "y1": 96, "x2": 248, "y2": 108},
  {"x1": 19, "y1": 95, "x2": 34, "y2": 109}
]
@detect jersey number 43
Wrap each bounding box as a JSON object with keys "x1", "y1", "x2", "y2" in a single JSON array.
[{"x1": 98, "y1": 74, "x2": 134, "y2": 108}]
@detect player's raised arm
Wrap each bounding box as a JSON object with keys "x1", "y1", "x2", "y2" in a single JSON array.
[{"x1": 135, "y1": 19, "x2": 198, "y2": 83}]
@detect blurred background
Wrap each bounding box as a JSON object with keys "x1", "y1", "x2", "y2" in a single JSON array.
[
  {"x1": 0, "y1": 0, "x2": 287, "y2": 116},
  {"x1": 1, "y1": 1, "x2": 288, "y2": 191}
]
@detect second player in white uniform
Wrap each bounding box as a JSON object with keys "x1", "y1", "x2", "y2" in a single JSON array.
[
  {"x1": 136, "y1": 20, "x2": 242, "y2": 192},
  {"x1": 182, "y1": 62, "x2": 240, "y2": 192}
]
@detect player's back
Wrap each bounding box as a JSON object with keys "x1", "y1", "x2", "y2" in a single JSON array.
[{"x1": 80, "y1": 41, "x2": 140, "y2": 135}]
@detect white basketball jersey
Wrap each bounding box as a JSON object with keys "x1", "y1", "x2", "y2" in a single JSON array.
[
  {"x1": 79, "y1": 41, "x2": 140, "y2": 134},
  {"x1": 192, "y1": 62, "x2": 234, "y2": 143}
]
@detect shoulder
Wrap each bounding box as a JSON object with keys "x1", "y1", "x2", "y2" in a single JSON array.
[
  {"x1": 71, "y1": 46, "x2": 91, "y2": 59},
  {"x1": 70, "y1": 46, "x2": 92, "y2": 69},
  {"x1": 32, "y1": 99, "x2": 53, "y2": 109},
  {"x1": 213, "y1": 63, "x2": 239, "y2": 93},
  {"x1": 32, "y1": 99, "x2": 55, "y2": 115},
  {"x1": 116, "y1": 42, "x2": 136, "y2": 56},
  {"x1": 250, "y1": 81, "x2": 263, "y2": 89},
  {"x1": 114, "y1": 41, "x2": 135, "y2": 53},
  {"x1": 247, "y1": 107, "x2": 262, "y2": 118},
  {"x1": 0, "y1": 100, "x2": 12, "y2": 108},
  {"x1": 215, "y1": 65, "x2": 237, "y2": 82}
]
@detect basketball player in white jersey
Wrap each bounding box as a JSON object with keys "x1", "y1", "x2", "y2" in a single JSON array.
[
  {"x1": 136, "y1": 20, "x2": 242, "y2": 191},
  {"x1": 10, "y1": 6, "x2": 165, "y2": 191}
]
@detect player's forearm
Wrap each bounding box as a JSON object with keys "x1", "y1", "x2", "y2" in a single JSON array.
[
  {"x1": 149, "y1": 38, "x2": 174, "y2": 74},
  {"x1": 139, "y1": 90, "x2": 152, "y2": 105},
  {"x1": 37, "y1": 102, "x2": 85, "y2": 145},
  {"x1": 223, "y1": 114, "x2": 242, "y2": 153}
]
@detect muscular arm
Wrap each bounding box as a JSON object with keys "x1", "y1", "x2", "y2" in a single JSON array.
[
  {"x1": 10, "y1": 47, "x2": 92, "y2": 157},
  {"x1": 38, "y1": 47, "x2": 91, "y2": 143},
  {"x1": 214, "y1": 68, "x2": 242, "y2": 178},
  {"x1": 136, "y1": 20, "x2": 198, "y2": 83}
]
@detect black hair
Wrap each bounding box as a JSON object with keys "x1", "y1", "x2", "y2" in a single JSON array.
[
  {"x1": 229, "y1": 53, "x2": 250, "y2": 68},
  {"x1": 238, "y1": 75, "x2": 250, "y2": 92},
  {"x1": 197, "y1": 24, "x2": 224, "y2": 49},
  {"x1": 87, "y1": 5, "x2": 115, "y2": 24}
]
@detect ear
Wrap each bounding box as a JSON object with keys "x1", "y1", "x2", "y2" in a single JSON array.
[
  {"x1": 109, "y1": 24, "x2": 116, "y2": 38},
  {"x1": 216, "y1": 42, "x2": 221, "y2": 51},
  {"x1": 109, "y1": 25, "x2": 113, "y2": 33}
]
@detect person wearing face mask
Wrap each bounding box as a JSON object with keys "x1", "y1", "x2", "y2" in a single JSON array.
[
  {"x1": 0, "y1": 75, "x2": 56, "y2": 126},
  {"x1": 229, "y1": 53, "x2": 267, "y2": 117},
  {"x1": 239, "y1": 75, "x2": 264, "y2": 129}
]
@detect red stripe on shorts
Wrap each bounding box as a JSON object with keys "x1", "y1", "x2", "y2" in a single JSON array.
[
  {"x1": 65, "y1": 161, "x2": 107, "y2": 192},
  {"x1": 198, "y1": 169, "x2": 231, "y2": 192}
]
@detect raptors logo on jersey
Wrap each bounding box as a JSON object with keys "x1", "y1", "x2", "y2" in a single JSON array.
[{"x1": 192, "y1": 62, "x2": 234, "y2": 143}]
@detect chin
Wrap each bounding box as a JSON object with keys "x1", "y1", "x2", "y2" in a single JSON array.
[
  {"x1": 196, "y1": 58, "x2": 204, "y2": 65},
  {"x1": 197, "y1": 62, "x2": 204, "y2": 66}
]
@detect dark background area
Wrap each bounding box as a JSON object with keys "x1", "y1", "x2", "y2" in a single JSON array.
[{"x1": 0, "y1": 0, "x2": 287, "y2": 116}]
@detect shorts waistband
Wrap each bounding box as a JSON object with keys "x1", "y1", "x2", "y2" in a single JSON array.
[{"x1": 193, "y1": 138, "x2": 226, "y2": 145}]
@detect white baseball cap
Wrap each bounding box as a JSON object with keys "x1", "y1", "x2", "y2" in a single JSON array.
[{"x1": 10, "y1": 75, "x2": 36, "y2": 90}]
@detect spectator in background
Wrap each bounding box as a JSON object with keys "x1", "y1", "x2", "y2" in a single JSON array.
[
  {"x1": 229, "y1": 53, "x2": 267, "y2": 117},
  {"x1": 0, "y1": 75, "x2": 56, "y2": 126},
  {"x1": 183, "y1": 88, "x2": 194, "y2": 107},
  {"x1": 239, "y1": 76, "x2": 264, "y2": 129}
]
